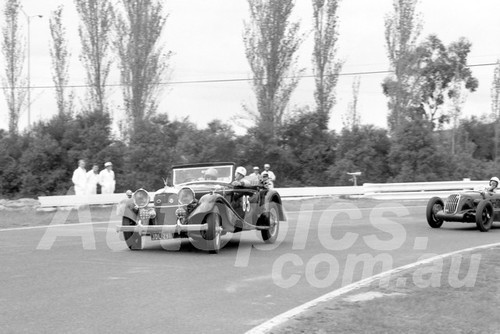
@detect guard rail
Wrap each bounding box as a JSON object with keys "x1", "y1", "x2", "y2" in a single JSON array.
[{"x1": 37, "y1": 180, "x2": 488, "y2": 208}]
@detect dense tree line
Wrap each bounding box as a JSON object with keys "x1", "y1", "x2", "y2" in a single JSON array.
[{"x1": 0, "y1": 110, "x2": 497, "y2": 198}]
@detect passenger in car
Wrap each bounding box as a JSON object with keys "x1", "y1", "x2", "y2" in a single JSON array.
[
  {"x1": 261, "y1": 171, "x2": 274, "y2": 189},
  {"x1": 232, "y1": 166, "x2": 261, "y2": 187}
]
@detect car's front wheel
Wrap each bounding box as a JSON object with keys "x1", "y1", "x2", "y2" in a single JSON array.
[
  {"x1": 122, "y1": 217, "x2": 142, "y2": 250},
  {"x1": 426, "y1": 197, "x2": 444, "y2": 228},
  {"x1": 476, "y1": 200, "x2": 493, "y2": 232},
  {"x1": 261, "y1": 202, "x2": 279, "y2": 243},
  {"x1": 205, "y1": 209, "x2": 222, "y2": 254},
  {"x1": 190, "y1": 207, "x2": 222, "y2": 254}
]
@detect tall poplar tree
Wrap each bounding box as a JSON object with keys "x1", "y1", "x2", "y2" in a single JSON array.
[
  {"x1": 342, "y1": 76, "x2": 361, "y2": 130},
  {"x1": 312, "y1": 0, "x2": 342, "y2": 129},
  {"x1": 1, "y1": 0, "x2": 26, "y2": 134},
  {"x1": 243, "y1": 0, "x2": 303, "y2": 142},
  {"x1": 114, "y1": 0, "x2": 172, "y2": 133},
  {"x1": 49, "y1": 5, "x2": 74, "y2": 116},
  {"x1": 383, "y1": 0, "x2": 422, "y2": 132},
  {"x1": 492, "y1": 61, "x2": 500, "y2": 161},
  {"x1": 74, "y1": 0, "x2": 113, "y2": 115}
]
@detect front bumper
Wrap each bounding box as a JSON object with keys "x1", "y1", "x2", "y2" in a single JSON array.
[{"x1": 116, "y1": 220, "x2": 220, "y2": 235}]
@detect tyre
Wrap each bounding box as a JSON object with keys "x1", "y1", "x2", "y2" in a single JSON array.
[
  {"x1": 205, "y1": 209, "x2": 222, "y2": 254},
  {"x1": 190, "y1": 207, "x2": 222, "y2": 254},
  {"x1": 426, "y1": 197, "x2": 444, "y2": 228},
  {"x1": 122, "y1": 217, "x2": 142, "y2": 250},
  {"x1": 261, "y1": 202, "x2": 279, "y2": 244},
  {"x1": 475, "y1": 200, "x2": 493, "y2": 232}
]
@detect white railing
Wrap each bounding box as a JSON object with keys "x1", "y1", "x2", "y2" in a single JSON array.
[
  {"x1": 36, "y1": 180, "x2": 488, "y2": 208},
  {"x1": 362, "y1": 180, "x2": 486, "y2": 200},
  {"x1": 38, "y1": 193, "x2": 128, "y2": 208}
]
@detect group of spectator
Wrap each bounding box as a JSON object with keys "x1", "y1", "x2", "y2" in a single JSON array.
[
  {"x1": 232, "y1": 163, "x2": 276, "y2": 188},
  {"x1": 71, "y1": 159, "x2": 116, "y2": 195}
]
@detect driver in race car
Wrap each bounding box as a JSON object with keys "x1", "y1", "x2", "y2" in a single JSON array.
[{"x1": 483, "y1": 176, "x2": 500, "y2": 193}]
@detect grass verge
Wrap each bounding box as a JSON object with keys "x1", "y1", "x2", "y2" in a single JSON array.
[{"x1": 272, "y1": 246, "x2": 500, "y2": 334}]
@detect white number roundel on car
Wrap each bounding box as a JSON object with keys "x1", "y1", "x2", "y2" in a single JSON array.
[{"x1": 242, "y1": 195, "x2": 251, "y2": 212}]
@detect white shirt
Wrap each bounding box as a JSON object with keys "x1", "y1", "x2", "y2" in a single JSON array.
[
  {"x1": 72, "y1": 167, "x2": 87, "y2": 195},
  {"x1": 86, "y1": 171, "x2": 100, "y2": 195},
  {"x1": 99, "y1": 169, "x2": 116, "y2": 194}
]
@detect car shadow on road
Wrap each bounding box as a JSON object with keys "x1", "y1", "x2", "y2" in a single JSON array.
[{"x1": 137, "y1": 234, "x2": 287, "y2": 254}]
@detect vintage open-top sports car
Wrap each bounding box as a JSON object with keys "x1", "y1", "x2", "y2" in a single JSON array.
[
  {"x1": 116, "y1": 162, "x2": 286, "y2": 253},
  {"x1": 426, "y1": 190, "x2": 500, "y2": 232}
]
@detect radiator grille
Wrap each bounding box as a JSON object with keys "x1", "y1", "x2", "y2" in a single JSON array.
[
  {"x1": 445, "y1": 194, "x2": 460, "y2": 213},
  {"x1": 154, "y1": 193, "x2": 178, "y2": 225}
]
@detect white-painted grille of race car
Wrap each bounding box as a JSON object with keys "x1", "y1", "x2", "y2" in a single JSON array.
[{"x1": 445, "y1": 194, "x2": 460, "y2": 214}]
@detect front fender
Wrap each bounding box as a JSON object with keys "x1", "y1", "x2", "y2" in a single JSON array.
[
  {"x1": 120, "y1": 198, "x2": 139, "y2": 222},
  {"x1": 188, "y1": 193, "x2": 241, "y2": 232},
  {"x1": 263, "y1": 189, "x2": 286, "y2": 221},
  {"x1": 189, "y1": 193, "x2": 219, "y2": 217}
]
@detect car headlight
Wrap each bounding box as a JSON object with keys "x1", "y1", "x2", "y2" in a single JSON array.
[
  {"x1": 133, "y1": 189, "x2": 150, "y2": 208},
  {"x1": 178, "y1": 187, "x2": 195, "y2": 205}
]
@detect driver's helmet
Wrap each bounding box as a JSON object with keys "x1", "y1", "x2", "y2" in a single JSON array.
[
  {"x1": 490, "y1": 176, "x2": 500, "y2": 188},
  {"x1": 235, "y1": 166, "x2": 247, "y2": 177},
  {"x1": 204, "y1": 167, "x2": 218, "y2": 180}
]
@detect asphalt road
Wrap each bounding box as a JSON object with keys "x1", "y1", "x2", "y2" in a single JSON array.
[{"x1": 1, "y1": 199, "x2": 499, "y2": 333}]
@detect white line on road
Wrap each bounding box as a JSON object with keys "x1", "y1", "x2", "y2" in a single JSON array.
[
  {"x1": 285, "y1": 205, "x2": 425, "y2": 214},
  {"x1": 0, "y1": 220, "x2": 120, "y2": 232},
  {"x1": 0, "y1": 205, "x2": 426, "y2": 232},
  {"x1": 245, "y1": 241, "x2": 500, "y2": 334}
]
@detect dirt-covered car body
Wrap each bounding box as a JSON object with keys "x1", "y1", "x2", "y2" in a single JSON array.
[
  {"x1": 116, "y1": 162, "x2": 286, "y2": 253},
  {"x1": 426, "y1": 191, "x2": 500, "y2": 232}
]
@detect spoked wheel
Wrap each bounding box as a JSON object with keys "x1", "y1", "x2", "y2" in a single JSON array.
[
  {"x1": 121, "y1": 217, "x2": 142, "y2": 250},
  {"x1": 261, "y1": 202, "x2": 279, "y2": 244},
  {"x1": 190, "y1": 207, "x2": 222, "y2": 254},
  {"x1": 476, "y1": 200, "x2": 493, "y2": 232},
  {"x1": 426, "y1": 197, "x2": 444, "y2": 228}
]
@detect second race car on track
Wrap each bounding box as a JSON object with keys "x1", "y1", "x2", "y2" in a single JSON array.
[
  {"x1": 426, "y1": 190, "x2": 500, "y2": 232},
  {"x1": 116, "y1": 162, "x2": 286, "y2": 253}
]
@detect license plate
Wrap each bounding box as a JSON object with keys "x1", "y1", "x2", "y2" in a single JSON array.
[{"x1": 151, "y1": 232, "x2": 171, "y2": 241}]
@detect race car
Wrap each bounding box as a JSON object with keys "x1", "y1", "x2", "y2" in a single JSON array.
[
  {"x1": 116, "y1": 162, "x2": 286, "y2": 253},
  {"x1": 426, "y1": 190, "x2": 500, "y2": 232}
]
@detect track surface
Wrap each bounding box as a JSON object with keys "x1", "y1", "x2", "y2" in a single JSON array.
[{"x1": 1, "y1": 199, "x2": 498, "y2": 333}]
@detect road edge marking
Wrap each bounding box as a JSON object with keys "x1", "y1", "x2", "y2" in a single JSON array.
[
  {"x1": 0, "y1": 220, "x2": 120, "y2": 232},
  {"x1": 246, "y1": 241, "x2": 500, "y2": 334}
]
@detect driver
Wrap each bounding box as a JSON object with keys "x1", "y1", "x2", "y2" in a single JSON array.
[
  {"x1": 484, "y1": 177, "x2": 499, "y2": 193},
  {"x1": 204, "y1": 167, "x2": 218, "y2": 180}
]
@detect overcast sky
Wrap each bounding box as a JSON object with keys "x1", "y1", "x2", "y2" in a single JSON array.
[{"x1": 4, "y1": 0, "x2": 500, "y2": 134}]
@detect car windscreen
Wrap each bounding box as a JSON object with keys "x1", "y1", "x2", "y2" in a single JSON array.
[{"x1": 172, "y1": 165, "x2": 234, "y2": 185}]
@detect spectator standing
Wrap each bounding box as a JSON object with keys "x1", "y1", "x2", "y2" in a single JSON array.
[
  {"x1": 99, "y1": 162, "x2": 116, "y2": 194},
  {"x1": 71, "y1": 159, "x2": 87, "y2": 195},
  {"x1": 252, "y1": 166, "x2": 260, "y2": 176},
  {"x1": 86, "y1": 164, "x2": 100, "y2": 195},
  {"x1": 263, "y1": 164, "x2": 276, "y2": 183}
]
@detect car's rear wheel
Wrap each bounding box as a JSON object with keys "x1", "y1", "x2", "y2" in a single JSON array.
[
  {"x1": 261, "y1": 202, "x2": 279, "y2": 243},
  {"x1": 476, "y1": 200, "x2": 493, "y2": 232},
  {"x1": 426, "y1": 197, "x2": 444, "y2": 228},
  {"x1": 122, "y1": 217, "x2": 142, "y2": 250}
]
